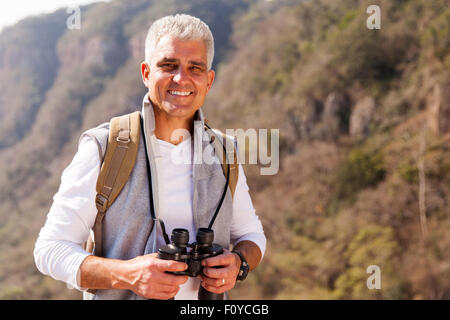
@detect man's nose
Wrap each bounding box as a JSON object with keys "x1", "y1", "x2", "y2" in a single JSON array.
[{"x1": 172, "y1": 67, "x2": 190, "y2": 84}]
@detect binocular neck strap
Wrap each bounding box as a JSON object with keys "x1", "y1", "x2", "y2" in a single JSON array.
[
  {"x1": 204, "y1": 122, "x2": 231, "y2": 230},
  {"x1": 140, "y1": 114, "x2": 230, "y2": 243},
  {"x1": 208, "y1": 161, "x2": 230, "y2": 230},
  {"x1": 156, "y1": 218, "x2": 171, "y2": 245}
]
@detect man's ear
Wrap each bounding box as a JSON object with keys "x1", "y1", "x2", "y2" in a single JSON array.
[
  {"x1": 141, "y1": 62, "x2": 150, "y2": 88},
  {"x1": 206, "y1": 69, "x2": 215, "y2": 92}
]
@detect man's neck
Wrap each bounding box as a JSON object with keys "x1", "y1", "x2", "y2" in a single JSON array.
[{"x1": 153, "y1": 107, "x2": 195, "y2": 145}]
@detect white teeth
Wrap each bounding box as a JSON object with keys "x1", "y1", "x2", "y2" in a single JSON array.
[{"x1": 169, "y1": 90, "x2": 191, "y2": 96}]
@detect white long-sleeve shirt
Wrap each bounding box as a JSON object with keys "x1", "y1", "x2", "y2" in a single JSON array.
[{"x1": 34, "y1": 133, "x2": 266, "y2": 299}]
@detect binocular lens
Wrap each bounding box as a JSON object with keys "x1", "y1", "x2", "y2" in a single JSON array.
[
  {"x1": 171, "y1": 228, "x2": 189, "y2": 246},
  {"x1": 196, "y1": 228, "x2": 214, "y2": 245}
]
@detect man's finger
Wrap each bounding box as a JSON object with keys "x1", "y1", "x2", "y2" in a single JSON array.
[
  {"x1": 153, "y1": 282, "x2": 181, "y2": 294},
  {"x1": 200, "y1": 281, "x2": 231, "y2": 294},
  {"x1": 153, "y1": 272, "x2": 189, "y2": 286},
  {"x1": 202, "y1": 265, "x2": 230, "y2": 279},
  {"x1": 202, "y1": 251, "x2": 233, "y2": 267},
  {"x1": 157, "y1": 259, "x2": 188, "y2": 273},
  {"x1": 200, "y1": 275, "x2": 230, "y2": 287}
]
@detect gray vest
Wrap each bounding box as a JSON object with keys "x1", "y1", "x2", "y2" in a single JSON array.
[{"x1": 79, "y1": 107, "x2": 234, "y2": 300}]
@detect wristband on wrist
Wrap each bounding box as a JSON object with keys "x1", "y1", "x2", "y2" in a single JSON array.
[{"x1": 232, "y1": 249, "x2": 250, "y2": 281}]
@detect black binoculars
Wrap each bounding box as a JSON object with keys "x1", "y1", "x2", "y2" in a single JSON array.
[{"x1": 158, "y1": 227, "x2": 224, "y2": 300}]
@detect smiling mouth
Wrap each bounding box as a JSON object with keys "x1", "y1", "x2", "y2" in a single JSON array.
[{"x1": 168, "y1": 90, "x2": 193, "y2": 97}]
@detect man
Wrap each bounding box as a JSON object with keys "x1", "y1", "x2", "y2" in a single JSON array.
[{"x1": 34, "y1": 14, "x2": 266, "y2": 300}]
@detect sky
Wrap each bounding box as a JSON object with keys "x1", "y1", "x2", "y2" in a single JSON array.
[{"x1": 0, "y1": 0, "x2": 110, "y2": 32}]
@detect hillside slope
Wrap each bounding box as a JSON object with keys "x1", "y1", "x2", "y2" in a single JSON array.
[
  {"x1": 0, "y1": 0, "x2": 449, "y2": 299},
  {"x1": 207, "y1": 0, "x2": 450, "y2": 299}
]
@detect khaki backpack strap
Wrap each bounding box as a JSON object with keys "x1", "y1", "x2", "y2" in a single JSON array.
[
  {"x1": 92, "y1": 111, "x2": 141, "y2": 257},
  {"x1": 223, "y1": 142, "x2": 239, "y2": 199},
  {"x1": 204, "y1": 121, "x2": 239, "y2": 199}
]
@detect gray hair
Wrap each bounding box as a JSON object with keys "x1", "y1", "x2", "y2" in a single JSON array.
[{"x1": 145, "y1": 14, "x2": 214, "y2": 70}]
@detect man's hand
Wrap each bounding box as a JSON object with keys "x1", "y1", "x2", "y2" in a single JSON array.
[
  {"x1": 199, "y1": 249, "x2": 241, "y2": 294},
  {"x1": 121, "y1": 253, "x2": 189, "y2": 299},
  {"x1": 80, "y1": 253, "x2": 188, "y2": 300}
]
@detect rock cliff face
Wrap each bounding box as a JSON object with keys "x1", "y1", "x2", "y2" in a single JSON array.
[
  {"x1": 349, "y1": 96, "x2": 376, "y2": 139},
  {"x1": 0, "y1": 10, "x2": 68, "y2": 149},
  {"x1": 315, "y1": 92, "x2": 350, "y2": 140},
  {"x1": 428, "y1": 83, "x2": 450, "y2": 136},
  {"x1": 128, "y1": 33, "x2": 146, "y2": 60},
  {"x1": 299, "y1": 97, "x2": 323, "y2": 139},
  {"x1": 57, "y1": 34, "x2": 127, "y2": 71}
]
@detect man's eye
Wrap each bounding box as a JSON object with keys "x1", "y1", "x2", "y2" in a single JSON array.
[
  {"x1": 161, "y1": 63, "x2": 176, "y2": 69},
  {"x1": 191, "y1": 66, "x2": 203, "y2": 72}
]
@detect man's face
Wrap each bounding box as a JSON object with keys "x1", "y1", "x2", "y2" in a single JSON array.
[{"x1": 141, "y1": 35, "x2": 215, "y2": 120}]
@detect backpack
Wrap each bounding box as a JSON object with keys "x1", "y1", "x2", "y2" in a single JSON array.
[{"x1": 84, "y1": 111, "x2": 239, "y2": 257}]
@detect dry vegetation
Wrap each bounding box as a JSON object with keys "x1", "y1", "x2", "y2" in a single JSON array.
[{"x1": 0, "y1": 0, "x2": 449, "y2": 299}]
